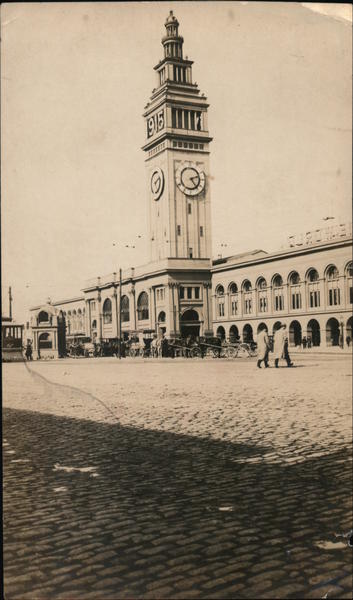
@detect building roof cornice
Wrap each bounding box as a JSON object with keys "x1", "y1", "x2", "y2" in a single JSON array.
[{"x1": 211, "y1": 237, "x2": 353, "y2": 274}]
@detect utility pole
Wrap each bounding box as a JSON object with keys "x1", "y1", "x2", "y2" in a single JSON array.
[
  {"x1": 118, "y1": 268, "x2": 122, "y2": 359},
  {"x1": 9, "y1": 287, "x2": 13, "y2": 320}
]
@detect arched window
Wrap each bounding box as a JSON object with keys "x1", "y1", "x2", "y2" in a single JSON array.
[
  {"x1": 121, "y1": 295, "x2": 130, "y2": 323},
  {"x1": 38, "y1": 332, "x2": 52, "y2": 349},
  {"x1": 158, "y1": 311, "x2": 166, "y2": 323},
  {"x1": 243, "y1": 323, "x2": 253, "y2": 343},
  {"x1": 228, "y1": 283, "x2": 238, "y2": 316},
  {"x1": 289, "y1": 271, "x2": 301, "y2": 310},
  {"x1": 38, "y1": 311, "x2": 49, "y2": 323},
  {"x1": 242, "y1": 280, "x2": 252, "y2": 314},
  {"x1": 346, "y1": 262, "x2": 352, "y2": 304},
  {"x1": 272, "y1": 275, "x2": 284, "y2": 311},
  {"x1": 215, "y1": 285, "x2": 225, "y2": 317},
  {"x1": 229, "y1": 324, "x2": 239, "y2": 342},
  {"x1": 137, "y1": 292, "x2": 149, "y2": 321},
  {"x1": 326, "y1": 266, "x2": 340, "y2": 306},
  {"x1": 256, "y1": 277, "x2": 268, "y2": 313},
  {"x1": 307, "y1": 268, "x2": 320, "y2": 308},
  {"x1": 103, "y1": 298, "x2": 112, "y2": 324},
  {"x1": 91, "y1": 319, "x2": 97, "y2": 329},
  {"x1": 216, "y1": 325, "x2": 225, "y2": 340}
]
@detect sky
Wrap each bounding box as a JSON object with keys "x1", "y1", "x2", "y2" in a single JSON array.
[{"x1": 1, "y1": 2, "x2": 352, "y2": 323}]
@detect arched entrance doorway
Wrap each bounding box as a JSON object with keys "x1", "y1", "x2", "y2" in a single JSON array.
[
  {"x1": 257, "y1": 322, "x2": 267, "y2": 334},
  {"x1": 346, "y1": 316, "x2": 352, "y2": 346},
  {"x1": 229, "y1": 324, "x2": 239, "y2": 342},
  {"x1": 216, "y1": 326, "x2": 226, "y2": 340},
  {"x1": 272, "y1": 321, "x2": 282, "y2": 334},
  {"x1": 243, "y1": 324, "x2": 253, "y2": 343},
  {"x1": 326, "y1": 317, "x2": 340, "y2": 346},
  {"x1": 289, "y1": 320, "x2": 302, "y2": 347},
  {"x1": 38, "y1": 332, "x2": 52, "y2": 349},
  {"x1": 180, "y1": 309, "x2": 200, "y2": 339},
  {"x1": 307, "y1": 319, "x2": 320, "y2": 347}
]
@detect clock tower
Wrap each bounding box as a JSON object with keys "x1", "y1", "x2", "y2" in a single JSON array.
[{"x1": 142, "y1": 11, "x2": 213, "y2": 263}]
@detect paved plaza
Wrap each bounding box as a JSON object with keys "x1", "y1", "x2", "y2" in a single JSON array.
[{"x1": 3, "y1": 355, "x2": 353, "y2": 599}]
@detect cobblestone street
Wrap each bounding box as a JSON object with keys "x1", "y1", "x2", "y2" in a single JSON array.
[{"x1": 3, "y1": 355, "x2": 352, "y2": 599}]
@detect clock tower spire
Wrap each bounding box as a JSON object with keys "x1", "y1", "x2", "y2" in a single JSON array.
[{"x1": 143, "y1": 12, "x2": 213, "y2": 263}]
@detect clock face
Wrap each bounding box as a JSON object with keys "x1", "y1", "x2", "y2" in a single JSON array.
[
  {"x1": 150, "y1": 167, "x2": 164, "y2": 201},
  {"x1": 175, "y1": 161, "x2": 205, "y2": 196}
]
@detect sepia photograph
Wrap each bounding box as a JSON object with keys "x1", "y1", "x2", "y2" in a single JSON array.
[{"x1": 1, "y1": 2, "x2": 352, "y2": 599}]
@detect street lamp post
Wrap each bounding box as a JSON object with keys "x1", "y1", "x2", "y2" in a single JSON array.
[{"x1": 118, "y1": 268, "x2": 122, "y2": 359}]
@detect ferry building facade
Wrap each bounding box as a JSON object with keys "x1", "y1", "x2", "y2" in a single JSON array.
[{"x1": 29, "y1": 13, "x2": 352, "y2": 357}]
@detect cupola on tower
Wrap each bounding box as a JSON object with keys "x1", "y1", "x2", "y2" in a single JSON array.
[{"x1": 143, "y1": 11, "x2": 213, "y2": 263}]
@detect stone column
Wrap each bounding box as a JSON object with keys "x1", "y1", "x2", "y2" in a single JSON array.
[
  {"x1": 148, "y1": 287, "x2": 154, "y2": 331},
  {"x1": 84, "y1": 299, "x2": 90, "y2": 337},
  {"x1": 167, "y1": 282, "x2": 175, "y2": 337},
  {"x1": 112, "y1": 287, "x2": 118, "y2": 338},
  {"x1": 96, "y1": 291, "x2": 102, "y2": 342},
  {"x1": 204, "y1": 283, "x2": 213, "y2": 337},
  {"x1": 174, "y1": 283, "x2": 180, "y2": 336},
  {"x1": 319, "y1": 278, "x2": 326, "y2": 311},
  {"x1": 225, "y1": 292, "x2": 230, "y2": 319},
  {"x1": 129, "y1": 284, "x2": 136, "y2": 331}
]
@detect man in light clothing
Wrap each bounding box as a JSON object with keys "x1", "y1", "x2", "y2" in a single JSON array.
[
  {"x1": 273, "y1": 324, "x2": 293, "y2": 368},
  {"x1": 257, "y1": 326, "x2": 270, "y2": 369}
]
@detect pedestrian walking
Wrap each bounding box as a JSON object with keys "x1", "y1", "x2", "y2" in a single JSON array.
[
  {"x1": 257, "y1": 326, "x2": 270, "y2": 369},
  {"x1": 346, "y1": 335, "x2": 351, "y2": 348},
  {"x1": 273, "y1": 324, "x2": 293, "y2": 368},
  {"x1": 302, "y1": 336, "x2": 307, "y2": 349},
  {"x1": 25, "y1": 341, "x2": 33, "y2": 361},
  {"x1": 161, "y1": 335, "x2": 169, "y2": 358},
  {"x1": 307, "y1": 337, "x2": 312, "y2": 349}
]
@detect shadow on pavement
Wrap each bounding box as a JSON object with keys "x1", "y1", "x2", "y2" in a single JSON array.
[{"x1": 3, "y1": 408, "x2": 352, "y2": 600}]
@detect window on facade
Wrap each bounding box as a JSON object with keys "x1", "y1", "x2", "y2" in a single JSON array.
[
  {"x1": 171, "y1": 108, "x2": 202, "y2": 131},
  {"x1": 273, "y1": 275, "x2": 284, "y2": 311},
  {"x1": 187, "y1": 287, "x2": 192, "y2": 300},
  {"x1": 91, "y1": 301, "x2": 96, "y2": 311},
  {"x1": 177, "y1": 225, "x2": 181, "y2": 235},
  {"x1": 229, "y1": 283, "x2": 238, "y2": 316},
  {"x1": 195, "y1": 287, "x2": 200, "y2": 299},
  {"x1": 180, "y1": 286, "x2": 185, "y2": 299},
  {"x1": 137, "y1": 291, "x2": 149, "y2": 320},
  {"x1": 257, "y1": 278, "x2": 268, "y2": 313},
  {"x1": 200, "y1": 226, "x2": 204, "y2": 237},
  {"x1": 38, "y1": 311, "x2": 49, "y2": 323},
  {"x1": 242, "y1": 281, "x2": 252, "y2": 314},
  {"x1": 121, "y1": 296, "x2": 129, "y2": 322},
  {"x1": 327, "y1": 266, "x2": 340, "y2": 306},
  {"x1": 188, "y1": 204, "x2": 192, "y2": 214},
  {"x1": 289, "y1": 272, "x2": 302, "y2": 310},
  {"x1": 347, "y1": 263, "x2": 353, "y2": 304},
  {"x1": 156, "y1": 288, "x2": 164, "y2": 302},
  {"x1": 216, "y1": 285, "x2": 225, "y2": 317},
  {"x1": 103, "y1": 298, "x2": 112, "y2": 324},
  {"x1": 189, "y1": 248, "x2": 193, "y2": 258},
  {"x1": 307, "y1": 269, "x2": 320, "y2": 308}
]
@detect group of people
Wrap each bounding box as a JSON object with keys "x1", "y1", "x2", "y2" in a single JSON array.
[
  {"x1": 301, "y1": 336, "x2": 312, "y2": 349},
  {"x1": 256, "y1": 324, "x2": 293, "y2": 369}
]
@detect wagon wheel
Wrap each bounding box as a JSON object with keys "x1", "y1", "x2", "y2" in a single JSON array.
[
  {"x1": 190, "y1": 346, "x2": 202, "y2": 358},
  {"x1": 129, "y1": 348, "x2": 136, "y2": 358},
  {"x1": 226, "y1": 346, "x2": 237, "y2": 358},
  {"x1": 205, "y1": 347, "x2": 216, "y2": 358}
]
